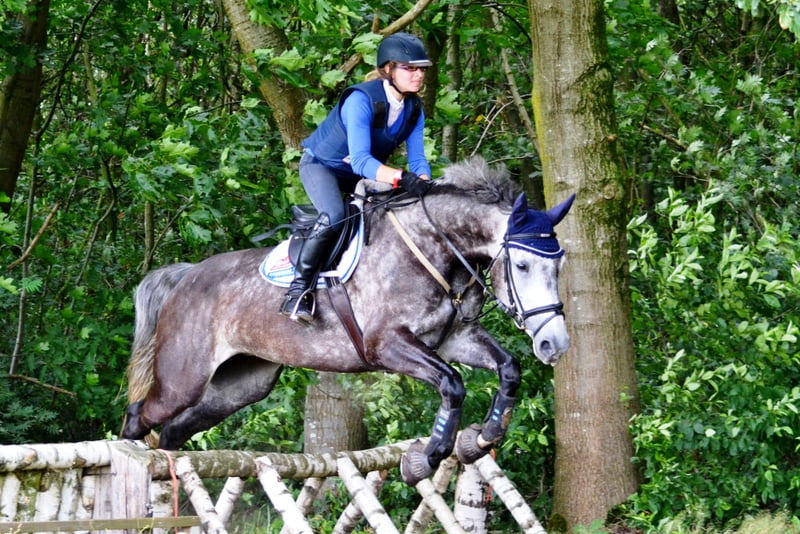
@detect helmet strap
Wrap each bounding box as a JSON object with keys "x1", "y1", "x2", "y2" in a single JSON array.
[{"x1": 386, "y1": 76, "x2": 410, "y2": 99}]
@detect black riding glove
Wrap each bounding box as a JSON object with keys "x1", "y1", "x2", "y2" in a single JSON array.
[{"x1": 399, "y1": 171, "x2": 433, "y2": 197}]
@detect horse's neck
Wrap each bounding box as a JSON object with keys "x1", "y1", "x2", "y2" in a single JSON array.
[{"x1": 405, "y1": 196, "x2": 507, "y2": 261}]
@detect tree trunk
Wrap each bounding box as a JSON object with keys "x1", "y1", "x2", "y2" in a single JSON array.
[
  {"x1": 528, "y1": 0, "x2": 640, "y2": 528},
  {"x1": 303, "y1": 372, "x2": 367, "y2": 454},
  {"x1": 220, "y1": 0, "x2": 310, "y2": 148},
  {"x1": 441, "y1": 3, "x2": 463, "y2": 163},
  {"x1": 0, "y1": 0, "x2": 50, "y2": 213}
]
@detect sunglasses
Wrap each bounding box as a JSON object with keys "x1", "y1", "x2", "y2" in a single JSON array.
[{"x1": 395, "y1": 64, "x2": 429, "y2": 73}]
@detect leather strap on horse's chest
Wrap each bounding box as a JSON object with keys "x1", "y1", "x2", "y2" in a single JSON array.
[
  {"x1": 324, "y1": 277, "x2": 367, "y2": 362},
  {"x1": 386, "y1": 209, "x2": 477, "y2": 304},
  {"x1": 386, "y1": 209, "x2": 452, "y2": 293}
]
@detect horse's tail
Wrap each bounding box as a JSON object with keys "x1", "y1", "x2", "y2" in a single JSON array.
[{"x1": 126, "y1": 262, "x2": 195, "y2": 405}]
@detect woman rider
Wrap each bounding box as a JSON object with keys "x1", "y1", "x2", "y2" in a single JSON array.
[{"x1": 280, "y1": 32, "x2": 434, "y2": 322}]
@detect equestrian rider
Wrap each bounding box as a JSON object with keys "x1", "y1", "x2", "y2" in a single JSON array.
[{"x1": 280, "y1": 32, "x2": 435, "y2": 322}]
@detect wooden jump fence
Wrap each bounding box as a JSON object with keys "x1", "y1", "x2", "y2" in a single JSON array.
[{"x1": 0, "y1": 437, "x2": 547, "y2": 534}]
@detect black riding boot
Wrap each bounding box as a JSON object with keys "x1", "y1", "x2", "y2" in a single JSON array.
[{"x1": 279, "y1": 213, "x2": 337, "y2": 323}]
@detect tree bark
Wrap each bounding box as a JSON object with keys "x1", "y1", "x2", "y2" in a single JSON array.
[
  {"x1": 220, "y1": 0, "x2": 310, "y2": 148},
  {"x1": 0, "y1": 0, "x2": 50, "y2": 213},
  {"x1": 528, "y1": 0, "x2": 640, "y2": 527},
  {"x1": 304, "y1": 372, "x2": 368, "y2": 454},
  {"x1": 441, "y1": 3, "x2": 463, "y2": 163}
]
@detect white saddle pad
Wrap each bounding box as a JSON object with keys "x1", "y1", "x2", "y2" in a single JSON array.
[{"x1": 259, "y1": 213, "x2": 364, "y2": 288}]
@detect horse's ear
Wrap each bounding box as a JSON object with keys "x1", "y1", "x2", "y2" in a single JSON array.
[
  {"x1": 546, "y1": 193, "x2": 576, "y2": 226},
  {"x1": 511, "y1": 193, "x2": 529, "y2": 226}
]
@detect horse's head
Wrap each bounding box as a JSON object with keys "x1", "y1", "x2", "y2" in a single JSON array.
[{"x1": 498, "y1": 192, "x2": 575, "y2": 366}]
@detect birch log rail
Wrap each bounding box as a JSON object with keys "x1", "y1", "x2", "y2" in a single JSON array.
[{"x1": 0, "y1": 438, "x2": 547, "y2": 534}]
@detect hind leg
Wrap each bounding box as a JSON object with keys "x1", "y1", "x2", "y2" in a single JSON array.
[
  {"x1": 122, "y1": 381, "x2": 203, "y2": 441},
  {"x1": 122, "y1": 400, "x2": 149, "y2": 440},
  {"x1": 159, "y1": 356, "x2": 283, "y2": 449},
  {"x1": 122, "y1": 337, "x2": 219, "y2": 442}
]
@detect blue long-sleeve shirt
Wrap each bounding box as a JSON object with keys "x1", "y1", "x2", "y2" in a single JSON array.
[
  {"x1": 341, "y1": 89, "x2": 431, "y2": 179},
  {"x1": 302, "y1": 79, "x2": 432, "y2": 180}
]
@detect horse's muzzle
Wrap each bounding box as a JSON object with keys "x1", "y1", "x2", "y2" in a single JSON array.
[
  {"x1": 529, "y1": 316, "x2": 569, "y2": 366},
  {"x1": 533, "y1": 337, "x2": 569, "y2": 366}
]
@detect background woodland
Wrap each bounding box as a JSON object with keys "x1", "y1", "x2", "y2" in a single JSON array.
[{"x1": 1, "y1": 0, "x2": 799, "y2": 531}]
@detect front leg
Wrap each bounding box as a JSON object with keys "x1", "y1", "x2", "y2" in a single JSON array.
[
  {"x1": 366, "y1": 326, "x2": 465, "y2": 485},
  {"x1": 437, "y1": 325, "x2": 522, "y2": 464},
  {"x1": 481, "y1": 356, "x2": 521, "y2": 444}
]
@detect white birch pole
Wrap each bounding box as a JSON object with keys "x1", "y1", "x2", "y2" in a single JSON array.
[
  {"x1": 292, "y1": 476, "x2": 324, "y2": 514},
  {"x1": 405, "y1": 455, "x2": 458, "y2": 534},
  {"x1": 0, "y1": 442, "x2": 113, "y2": 472},
  {"x1": 415, "y1": 478, "x2": 468, "y2": 534},
  {"x1": 332, "y1": 469, "x2": 386, "y2": 534},
  {"x1": 256, "y1": 456, "x2": 313, "y2": 534},
  {"x1": 174, "y1": 456, "x2": 228, "y2": 534},
  {"x1": 453, "y1": 462, "x2": 489, "y2": 533},
  {"x1": 57, "y1": 470, "x2": 82, "y2": 524},
  {"x1": 279, "y1": 477, "x2": 323, "y2": 534},
  {"x1": 149, "y1": 480, "x2": 178, "y2": 534},
  {"x1": 1, "y1": 474, "x2": 21, "y2": 521},
  {"x1": 335, "y1": 457, "x2": 399, "y2": 534},
  {"x1": 214, "y1": 477, "x2": 245, "y2": 525},
  {"x1": 32, "y1": 470, "x2": 60, "y2": 533},
  {"x1": 474, "y1": 454, "x2": 547, "y2": 534}
]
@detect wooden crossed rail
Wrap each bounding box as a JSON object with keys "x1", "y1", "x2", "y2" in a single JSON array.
[{"x1": 0, "y1": 437, "x2": 547, "y2": 534}]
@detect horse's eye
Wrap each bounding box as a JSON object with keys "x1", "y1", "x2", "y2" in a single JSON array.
[{"x1": 515, "y1": 261, "x2": 529, "y2": 273}]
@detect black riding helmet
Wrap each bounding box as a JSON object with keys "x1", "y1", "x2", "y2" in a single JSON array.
[{"x1": 377, "y1": 32, "x2": 433, "y2": 68}]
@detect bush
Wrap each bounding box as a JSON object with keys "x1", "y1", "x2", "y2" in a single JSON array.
[{"x1": 622, "y1": 186, "x2": 800, "y2": 528}]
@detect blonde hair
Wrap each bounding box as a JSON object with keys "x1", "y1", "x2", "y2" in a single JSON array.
[
  {"x1": 363, "y1": 64, "x2": 425, "y2": 95},
  {"x1": 364, "y1": 65, "x2": 391, "y2": 82}
]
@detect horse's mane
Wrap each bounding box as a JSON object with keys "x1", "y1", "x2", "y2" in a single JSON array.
[{"x1": 433, "y1": 156, "x2": 520, "y2": 207}]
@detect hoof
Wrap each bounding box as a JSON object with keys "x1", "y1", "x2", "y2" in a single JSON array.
[
  {"x1": 456, "y1": 424, "x2": 492, "y2": 464},
  {"x1": 400, "y1": 440, "x2": 433, "y2": 486},
  {"x1": 121, "y1": 401, "x2": 149, "y2": 440}
]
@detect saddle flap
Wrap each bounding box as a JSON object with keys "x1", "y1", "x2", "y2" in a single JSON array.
[{"x1": 287, "y1": 203, "x2": 361, "y2": 270}]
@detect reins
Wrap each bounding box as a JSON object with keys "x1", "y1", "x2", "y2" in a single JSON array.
[
  {"x1": 258, "y1": 184, "x2": 564, "y2": 344},
  {"x1": 409, "y1": 193, "x2": 565, "y2": 334}
]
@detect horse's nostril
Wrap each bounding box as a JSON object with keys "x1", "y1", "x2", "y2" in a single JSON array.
[{"x1": 540, "y1": 339, "x2": 552, "y2": 354}]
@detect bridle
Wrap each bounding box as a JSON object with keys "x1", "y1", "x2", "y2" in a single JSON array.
[
  {"x1": 396, "y1": 195, "x2": 565, "y2": 337},
  {"x1": 500, "y1": 232, "x2": 565, "y2": 336}
]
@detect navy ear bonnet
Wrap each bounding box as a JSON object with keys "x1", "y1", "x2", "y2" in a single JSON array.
[{"x1": 506, "y1": 193, "x2": 576, "y2": 258}]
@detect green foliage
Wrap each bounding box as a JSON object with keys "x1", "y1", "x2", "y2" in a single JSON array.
[
  {"x1": 622, "y1": 186, "x2": 800, "y2": 528},
  {"x1": 122, "y1": 104, "x2": 290, "y2": 255},
  {"x1": 638, "y1": 510, "x2": 800, "y2": 534},
  {"x1": 606, "y1": 2, "x2": 800, "y2": 525},
  {"x1": 2, "y1": 0, "x2": 800, "y2": 531},
  {"x1": 736, "y1": 0, "x2": 800, "y2": 39},
  {"x1": 0, "y1": 212, "x2": 20, "y2": 294},
  {"x1": 440, "y1": 3, "x2": 541, "y2": 171},
  {"x1": 610, "y1": 0, "x2": 800, "y2": 227},
  {"x1": 572, "y1": 519, "x2": 606, "y2": 534},
  {"x1": 0, "y1": 381, "x2": 59, "y2": 443},
  {"x1": 0, "y1": 0, "x2": 294, "y2": 443}
]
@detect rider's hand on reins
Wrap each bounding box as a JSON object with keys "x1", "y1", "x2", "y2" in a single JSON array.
[{"x1": 399, "y1": 171, "x2": 433, "y2": 197}]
